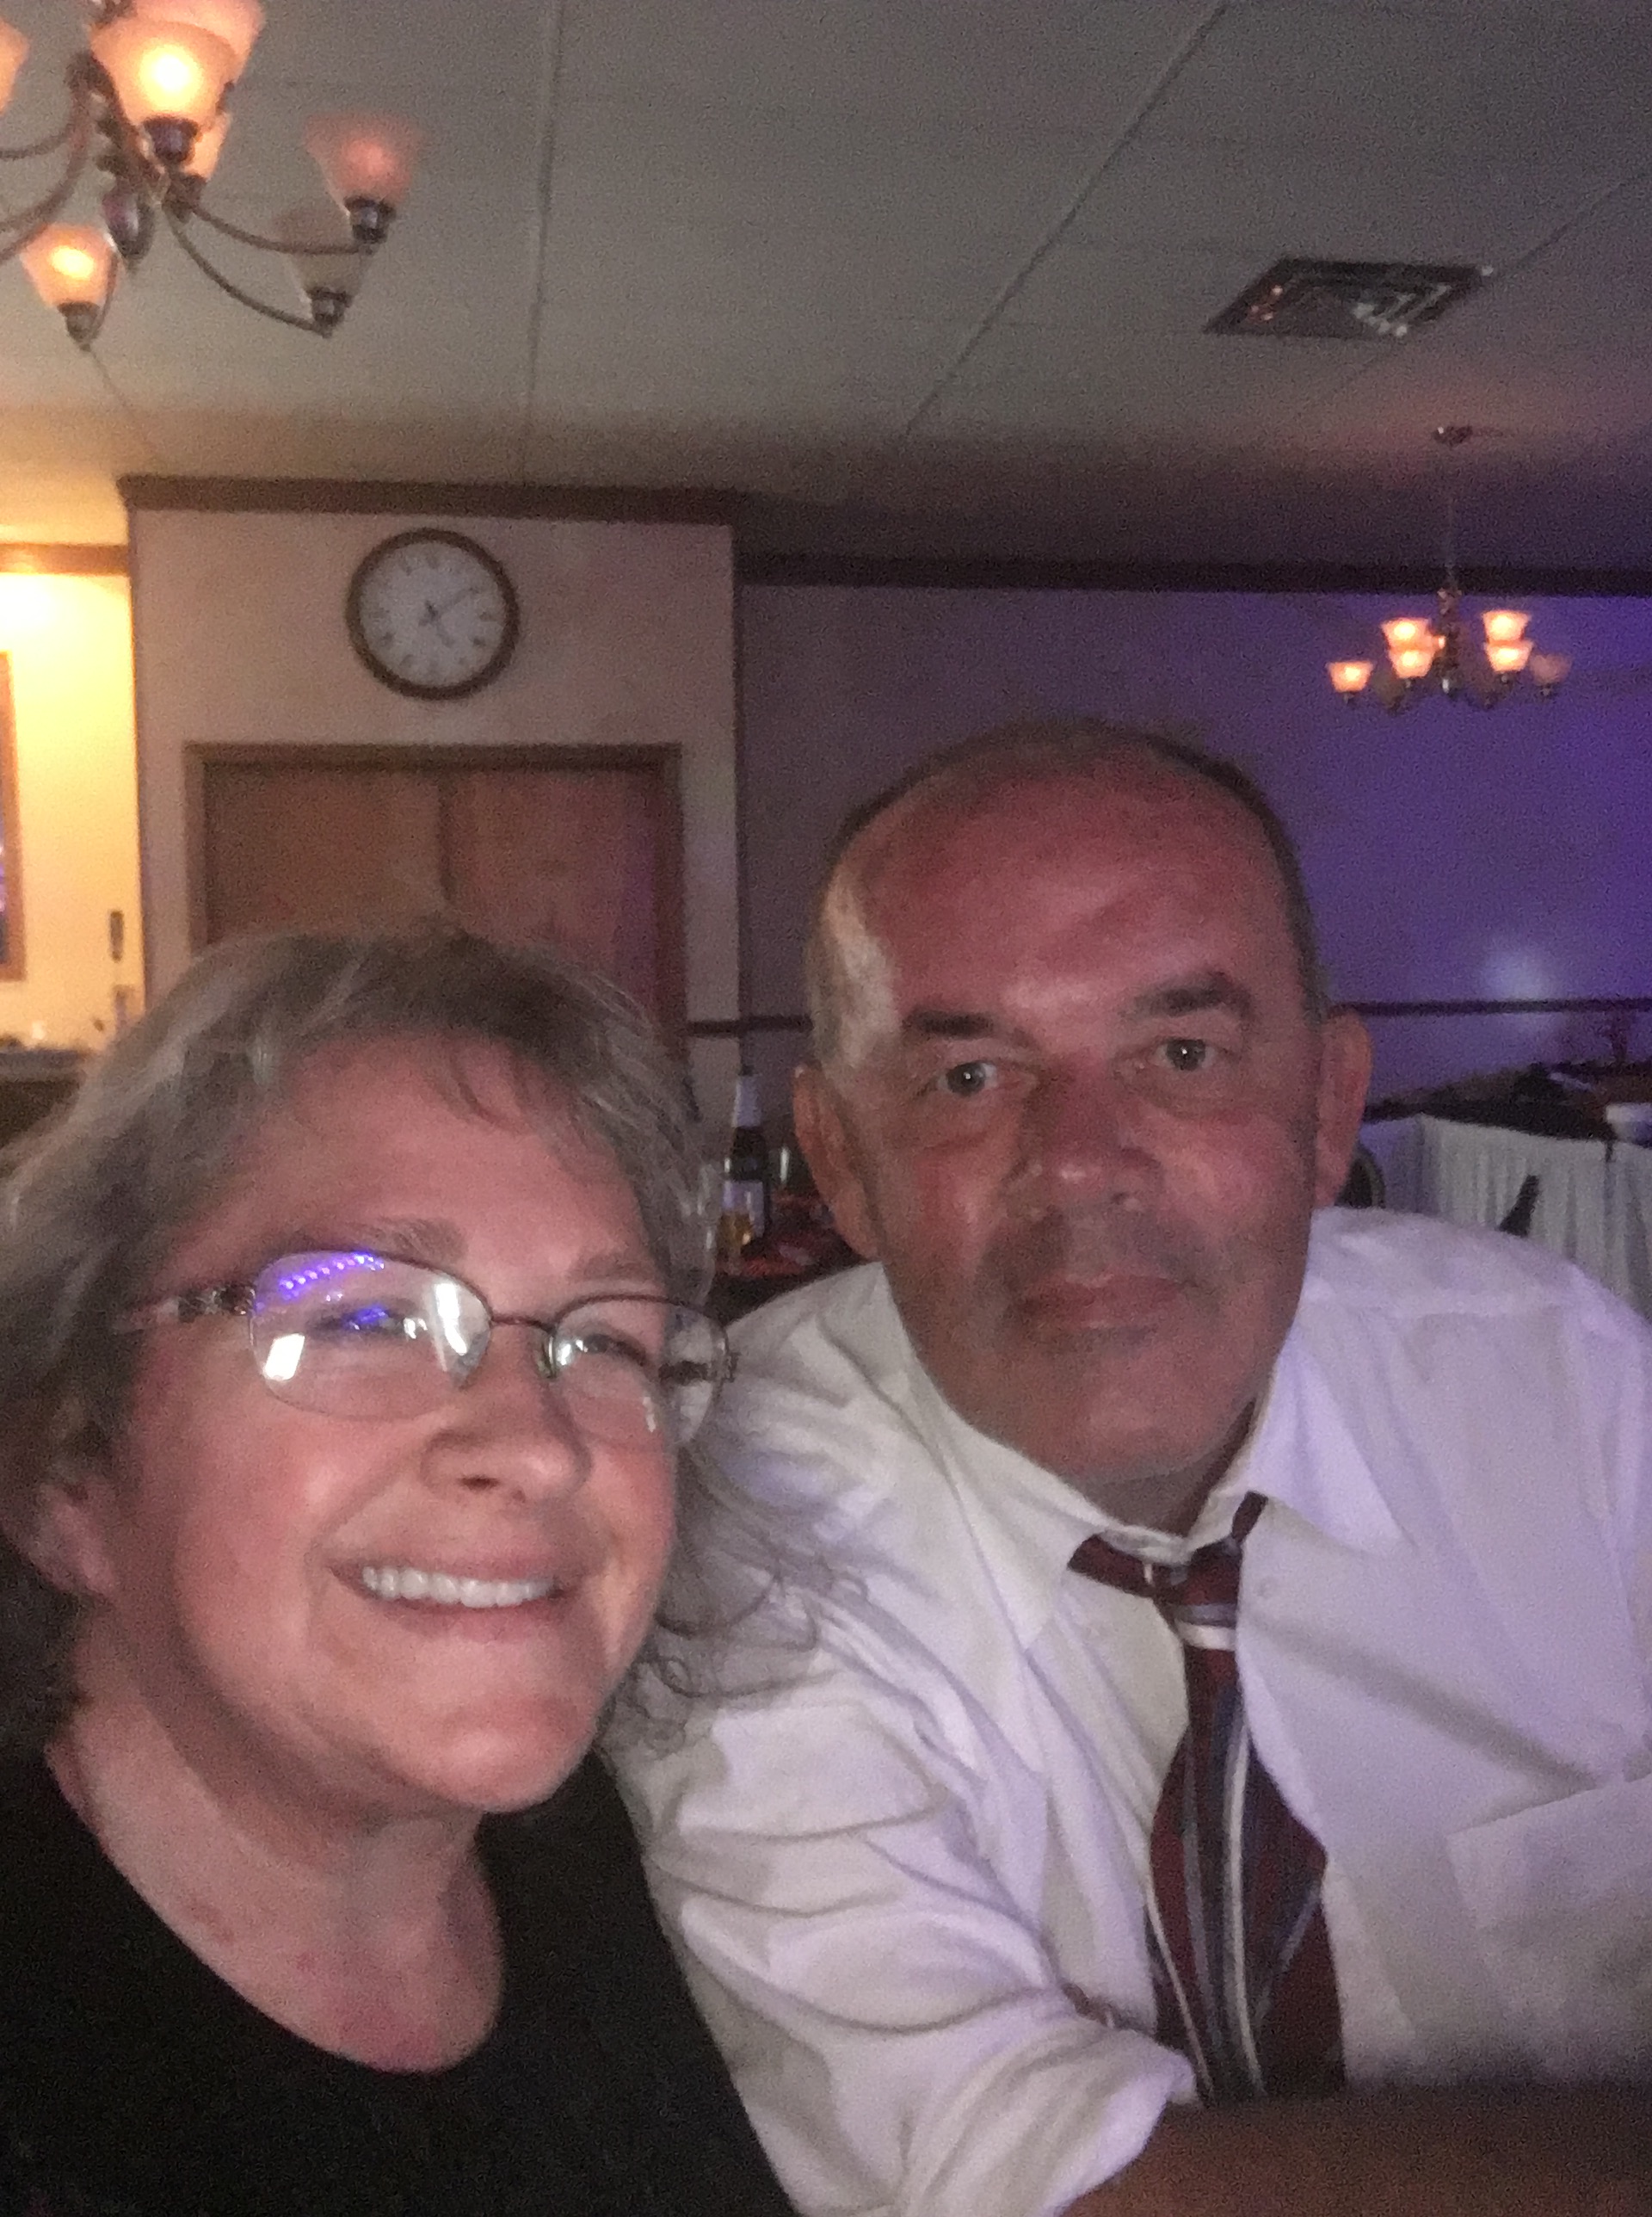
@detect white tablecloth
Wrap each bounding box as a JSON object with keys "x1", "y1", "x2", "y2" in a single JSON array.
[{"x1": 1362, "y1": 1115, "x2": 1652, "y2": 1322}]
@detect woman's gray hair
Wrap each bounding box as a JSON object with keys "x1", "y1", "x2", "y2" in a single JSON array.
[{"x1": 0, "y1": 923, "x2": 706, "y2": 1757}]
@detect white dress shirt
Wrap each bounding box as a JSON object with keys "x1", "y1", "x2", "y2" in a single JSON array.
[{"x1": 613, "y1": 1210, "x2": 1652, "y2": 2217}]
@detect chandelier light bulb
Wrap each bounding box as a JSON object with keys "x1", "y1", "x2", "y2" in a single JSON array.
[
  {"x1": 1327, "y1": 659, "x2": 1373, "y2": 699},
  {"x1": 1389, "y1": 641, "x2": 1437, "y2": 681},
  {"x1": 1486, "y1": 638, "x2": 1534, "y2": 677},
  {"x1": 1381, "y1": 615, "x2": 1433, "y2": 652},
  {"x1": 1481, "y1": 608, "x2": 1530, "y2": 645},
  {"x1": 90, "y1": 16, "x2": 237, "y2": 152},
  {"x1": 305, "y1": 111, "x2": 423, "y2": 219},
  {"x1": 20, "y1": 224, "x2": 114, "y2": 308},
  {"x1": 129, "y1": 0, "x2": 264, "y2": 78},
  {"x1": 0, "y1": 17, "x2": 28, "y2": 113}
]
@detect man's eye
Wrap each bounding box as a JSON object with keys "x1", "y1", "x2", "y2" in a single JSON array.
[
  {"x1": 1161, "y1": 1037, "x2": 1211, "y2": 1072},
  {"x1": 938, "y1": 1059, "x2": 997, "y2": 1098}
]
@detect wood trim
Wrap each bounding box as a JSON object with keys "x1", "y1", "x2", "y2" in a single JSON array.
[
  {"x1": 0, "y1": 656, "x2": 24, "y2": 982},
  {"x1": 183, "y1": 739, "x2": 689, "y2": 1044},
  {"x1": 120, "y1": 476, "x2": 740, "y2": 527},
  {"x1": 0, "y1": 543, "x2": 127, "y2": 576},
  {"x1": 738, "y1": 553, "x2": 1652, "y2": 597}
]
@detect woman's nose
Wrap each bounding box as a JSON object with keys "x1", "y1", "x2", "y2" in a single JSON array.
[{"x1": 425, "y1": 1325, "x2": 593, "y2": 1499}]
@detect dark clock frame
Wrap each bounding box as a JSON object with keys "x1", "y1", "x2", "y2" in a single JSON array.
[{"x1": 344, "y1": 528, "x2": 521, "y2": 701}]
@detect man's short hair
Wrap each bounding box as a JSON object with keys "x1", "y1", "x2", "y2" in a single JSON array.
[{"x1": 804, "y1": 720, "x2": 1330, "y2": 1065}]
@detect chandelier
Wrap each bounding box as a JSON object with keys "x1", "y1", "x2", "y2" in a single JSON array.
[
  {"x1": 0, "y1": 0, "x2": 420, "y2": 344},
  {"x1": 1326, "y1": 428, "x2": 1572, "y2": 711}
]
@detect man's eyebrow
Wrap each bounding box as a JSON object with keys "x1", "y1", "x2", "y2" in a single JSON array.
[
  {"x1": 1125, "y1": 973, "x2": 1256, "y2": 1023},
  {"x1": 898, "y1": 1009, "x2": 1026, "y2": 1046}
]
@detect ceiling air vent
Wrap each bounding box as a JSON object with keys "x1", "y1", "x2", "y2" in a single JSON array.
[{"x1": 1206, "y1": 258, "x2": 1485, "y2": 341}]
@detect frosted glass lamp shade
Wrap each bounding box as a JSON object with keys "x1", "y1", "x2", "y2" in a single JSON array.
[
  {"x1": 182, "y1": 107, "x2": 231, "y2": 178},
  {"x1": 1327, "y1": 659, "x2": 1373, "y2": 696},
  {"x1": 91, "y1": 16, "x2": 237, "y2": 132},
  {"x1": 1485, "y1": 638, "x2": 1533, "y2": 676},
  {"x1": 1481, "y1": 608, "x2": 1530, "y2": 645},
  {"x1": 1381, "y1": 615, "x2": 1432, "y2": 652},
  {"x1": 20, "y1": 224, "x2": 114, "y2": 308},
  {"x1": 1389, "y1": 641, "x2": 1437, "y2": 681},
  {"x1": 274, "y1": 199, "x2": 366, "y2": 298},
  {"x1": 305, "y1": 112, "x2": 422, "y2": 210},
  {"x1": 1527, "y1": 651, "x2": 1572, "y2": 694},
  {"x1": 0, "y1": 19, "x2": 28, "y2": 114},
  {"x1": 128, "y1": 0, "x2": 263, "y2": 77}
]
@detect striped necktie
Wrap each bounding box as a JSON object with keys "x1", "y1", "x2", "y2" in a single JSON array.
[{"x1": 1069, "y1": 1492, "x2": 1344, "y2": 2103}]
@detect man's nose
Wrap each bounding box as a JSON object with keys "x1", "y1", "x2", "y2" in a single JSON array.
[
  {"x1": 1020, "y1": 1070, "x2": 1158, "y2": 1202},
  {"x1": 424, "y1": 1325, "x2": 594, "y2": 1500}
]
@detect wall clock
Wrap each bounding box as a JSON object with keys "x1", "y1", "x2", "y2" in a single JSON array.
[{"x1": 345, "y1": 528, "x2": 521, "y2": 700}]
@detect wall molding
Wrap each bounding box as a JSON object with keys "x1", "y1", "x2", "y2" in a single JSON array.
[
  {"x1": 119, "y1": 475, "x2": 738, "y2": 526},
  {"x1": 740, "y1": 553, "x2": 1652, "y2": 596},
  {"x1": 0, "y1": 543, "x2": 128, "y2": 575}
]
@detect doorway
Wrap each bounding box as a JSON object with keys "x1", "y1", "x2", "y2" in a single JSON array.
[{"x1": 187, "y1": 745, "x2": 684, "y2": 1035}]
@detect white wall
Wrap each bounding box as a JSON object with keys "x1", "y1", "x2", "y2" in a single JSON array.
[{"x1": 129, "y1": 506, "x2": 740, "y2": 1115}]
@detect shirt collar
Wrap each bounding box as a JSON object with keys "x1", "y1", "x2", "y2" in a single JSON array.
[{"x1": 887, "y1": 1278, "x2": 1404, "y2": 1650}]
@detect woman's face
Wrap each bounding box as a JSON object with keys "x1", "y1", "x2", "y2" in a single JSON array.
[{"x1": 50, "y1": 1035, "x2": 677, "y2": 1830}]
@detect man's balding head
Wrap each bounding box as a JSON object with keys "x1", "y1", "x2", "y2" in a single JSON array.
[{"x1": 805, "y1": 722, "x2": 1328, "y2": 1074}]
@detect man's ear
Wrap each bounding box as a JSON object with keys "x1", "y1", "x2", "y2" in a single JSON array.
[
  {"x1": 792, "y1": 1062, "x2": 880, "y2": 1260},
  {"x1": 1312, "y1": 1009, "x2": 1374, "y2": 1205}
]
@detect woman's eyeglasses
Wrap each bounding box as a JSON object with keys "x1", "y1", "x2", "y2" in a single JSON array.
[{"x1": 115, "y1": 1250, "x2": 732, "y2": 1446}]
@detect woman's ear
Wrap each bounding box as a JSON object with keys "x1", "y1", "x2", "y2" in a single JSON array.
[{"x1": 4, "y1": 1405, "x2": 118, "y2": 1602}]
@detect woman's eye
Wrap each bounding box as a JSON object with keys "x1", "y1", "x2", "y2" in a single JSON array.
[
  {"x1": 561, "y1": 1327, "x2": 656, "y2": 1380},
  {"x1": 937, "y1": 1059, "x2": 997, "y2": 1098},
  {"x1": 1161, "y1": 1037, "x2": 1211, "y2": 1072},
  {"x1": 310, "y1": 1304, "x2": 424, "y2": 1343}
]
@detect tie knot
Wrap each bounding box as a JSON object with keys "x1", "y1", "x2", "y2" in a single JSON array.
[{"x1": 1069, "y1": 1491, "x2": 1265, "y2": 1642}]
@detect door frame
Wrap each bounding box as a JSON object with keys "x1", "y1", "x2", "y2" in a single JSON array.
[{"x1": 184, "y1": 741, "x2": 687, "y2": 1046}]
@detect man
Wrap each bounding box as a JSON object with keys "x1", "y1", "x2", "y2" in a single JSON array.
[{"x1": 616, "y1": 723, "x2": 1652, "y2": 2215}]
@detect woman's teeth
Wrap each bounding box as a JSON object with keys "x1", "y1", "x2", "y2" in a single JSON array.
[{"x1": 360, "y1": 1567, "x2": 559, "y2": 1608}]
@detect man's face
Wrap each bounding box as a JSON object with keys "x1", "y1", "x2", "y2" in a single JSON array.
[{"x1": 797, "y1": 764, "x2": 1370, "y2": 1531}]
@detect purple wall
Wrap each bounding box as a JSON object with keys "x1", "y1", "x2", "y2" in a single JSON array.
[{"x1": 737, "y1": 584, "x2": 1652, "y2": 1116}]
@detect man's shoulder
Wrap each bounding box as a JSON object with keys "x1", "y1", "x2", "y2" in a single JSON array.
[{"x1": 1304, "y1": 1206, "x2": 1649, "y2": 1345}]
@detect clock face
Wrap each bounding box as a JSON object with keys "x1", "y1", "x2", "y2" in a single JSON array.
[{"x1": 345, "y1": 530, "x2": 520, "y2": 700}]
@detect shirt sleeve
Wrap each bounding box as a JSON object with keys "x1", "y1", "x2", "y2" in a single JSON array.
[{"x1": 614, "y1": 1621, "x2": 1193, "y2": 2217}]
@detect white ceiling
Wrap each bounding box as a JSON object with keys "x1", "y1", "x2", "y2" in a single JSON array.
[{"x1": 4, "y1": 0, "x2": 1652, "y2": 565}]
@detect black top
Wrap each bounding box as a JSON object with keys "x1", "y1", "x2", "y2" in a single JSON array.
[{"x1": 0, "y1": 1753, "x2": 793, "y2": 2217}]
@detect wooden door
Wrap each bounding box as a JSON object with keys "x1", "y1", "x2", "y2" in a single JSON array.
[{"x1": 190, "y1": 746, "x2": 683, "y2": 1032}]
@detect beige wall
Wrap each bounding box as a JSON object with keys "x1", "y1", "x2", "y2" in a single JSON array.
[
  {"x1": 127, "y1": 506, "x2": 740, "y2": 1115},
  {"x1": 0, "y1": 572, "x2": 143, "y2": 1049}
]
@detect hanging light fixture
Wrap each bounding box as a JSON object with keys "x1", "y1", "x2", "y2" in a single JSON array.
[
  {"x1": 0, "y1": 0, "x2": 421, "y2": 345},
  {"x1": 1327, "y1": 427, "x2": 1572, "y2": 710}
]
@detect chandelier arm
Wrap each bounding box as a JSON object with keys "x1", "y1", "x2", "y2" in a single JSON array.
[
  {"x1": 0, "y1": 127, "x2": 96, "y2": 267},
  {"x1": 162, "y1": 201, "x2": 328, "y2": 332},
  {"x1": 0, "y1": 61, "x2": 95, "y2": 166},
  {"x1": 183, "y1": 196, "x2": 367, "y2": 257},
  {"x1": 0, "y1": 113, "x2": 85, "y2": 164}
]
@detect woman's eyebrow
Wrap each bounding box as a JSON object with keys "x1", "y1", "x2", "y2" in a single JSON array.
[{"x1": 273, "y1": 1219, "x2": 465, "y2": 1269}]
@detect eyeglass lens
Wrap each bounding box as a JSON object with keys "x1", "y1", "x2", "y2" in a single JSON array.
[{"x1": 245, "y1": 1251, "x2": 724, "y2": 1442}]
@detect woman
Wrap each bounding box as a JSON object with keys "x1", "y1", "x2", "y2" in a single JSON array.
[{"x1": 0, "y1": 926, "x2": 792, "y2": 2216}]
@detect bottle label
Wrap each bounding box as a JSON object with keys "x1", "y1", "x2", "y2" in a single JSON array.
[{"x1": 719, "y1": 1175, "x2": 768, "y2": 1257}]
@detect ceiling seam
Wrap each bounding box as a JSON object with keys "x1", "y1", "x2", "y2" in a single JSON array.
[
  {"x1": 84, "y1": 347, "x2": 166, "y2": 469},
  {"x1": 1273, "y1": 151, "x2": 1652, "y2": 471},
  {"x1": 897, "y1": 0, "x2": 1232, "y2": 442},
  {"x1": 512, "y1": 0, "x2": 569, "y2": 479}
]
